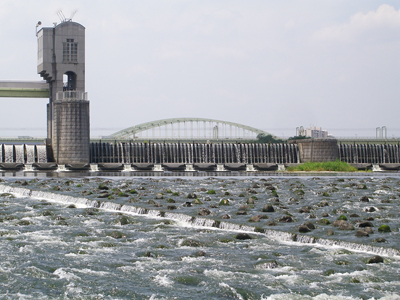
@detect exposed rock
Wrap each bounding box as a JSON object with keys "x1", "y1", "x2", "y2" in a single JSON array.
[
  {"x1": 367, "y1": 256, "x2": 384, "y2": 264},
  {"x1": 118, "y1": 216, "x2": 129, "y2": 225},
  {"x1": 364, "y1": 227, "x2": 373, "y2": 234},
  {"x1": 355, "y1": 230, "x2": 369, "y2": 237},
  {"x1": 98, "y1": 184, "x2": 109, "y2": 190},
  {"x1": 183, "y1": 202, "x2": 192, "y2": 207},
  {"x1": 108, "y1": 231, "x2": 125, "y2": 239},
  {"x1": 198, "y1": 208, "x2": 211, "y2": 216},
  {"x1": 349, "y1": 214, "x2": 360, "y2": 218},
  {"x1": 196, "y1": 251, "x2": 206, "y2": 257},
  {"x1": 262, "y1": 204, "x2": 275, "y2": 213},
  {"x1": 247, "y1": 198, "x2": 255, "y2": 204},
  {"x1": 144, "y1": 251, "x2": 156, "y2": 258},
  {"x1": 156, "y1": 193, "x2": 163, "y2": 199},
  {"x1": 373, "y1": 238, "x2": 387, "y2": 243},
  {"x1": 219, "y1": 199, "x2": 230, "y2": 205},
  {"x1": 221, "y1": 214, "x2": 230, "y2": 219},
  {"x1": 236, "y1": 211, "x2": 247, "y2": 215},
  {"x1": 358, "y1": 221, "x2": 373, "y2": 228},
  {"x1": 98, "y1": 192, "x2": 109, "y2": 198},
  {"x1": 378, "y1": 225, "x2": 391, "y2": 232},
  {"x1": 181, "y1": 239, "x2": 202, "y2": 247},
  {"x1": 360, "y1": 196, "x2": 369, "y2": 202},
  {"x1": 279, "y1": 216, "x2": 293, "y2": 223},
  {"x1": 365, "y1": 207, "x2": 376, "y2": 212},
  {"x1": 235, "y1": 233, "x2": 252, "y2": 240},
  {"x1": 304, "y1": 221, "x2": 315, "y2": 230},
  {"x1": 299, "y1": 206, "x2": 312, "y2": 213},
  {"x1": 317, "y1": 218, "x2": 330, "y2": 225},
  {"x1": 187, "y1": 193, "x2": 197, "y2": 199},
  {"x1": 318, "y1": 201, "x2": 329, "y2": 207},
  {"x1": 333, "y1": 220, "x2": 354, "y2": 230},
  {"x1": 299, "y1": 225, "x2": 311, "y2": 233},
  {"x1": 327, "y1": 229, "x2": 334, "y2": 236},
  {"x1": 249, "y1": 215, "x2": 261, "y2": 222},
  {"x1": 321, "y1": 213, "x2": 329, "y2": 217}
]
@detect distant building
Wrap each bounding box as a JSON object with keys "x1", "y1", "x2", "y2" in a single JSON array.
[{"x1": 304, "y1": 126, "x2": 328, "y2": 138}]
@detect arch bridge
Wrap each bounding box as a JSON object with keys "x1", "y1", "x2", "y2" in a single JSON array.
[{"x1": 108, "y1": 118, "x2": 272, "y2": 141}]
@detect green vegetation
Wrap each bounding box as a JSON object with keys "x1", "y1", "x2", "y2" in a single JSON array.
[
  {"x1": 256, "y1": 133, "x2": 284, "y2": 143},
  {"x1": 219, "y1": 199, "x2": 230, "y2": 205},
  {"x1": 378, "y1": 225, "x2": 391, "y2": 232},
  {"x1": 286, "y1": 160, "x2": 358, "y2": 172}
]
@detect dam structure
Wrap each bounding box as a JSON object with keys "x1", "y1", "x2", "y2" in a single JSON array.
[
  {"x1": 0, "y1": 20, "x2": 399, "y2": 172},
  {"x1": 37, "y1": 20, "x2": 90, "y2": 164},
  {"x1": 0, "y1": 19, "x2": 90, "y2": 165}
]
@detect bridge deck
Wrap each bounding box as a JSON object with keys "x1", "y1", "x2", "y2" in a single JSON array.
[{"x1": 0, "y1": 81, "x2": 49, "y2": 98}]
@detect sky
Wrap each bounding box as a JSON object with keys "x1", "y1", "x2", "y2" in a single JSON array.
[{"x1": 0, "y1": 0, "x2": 399, "y2": 139}]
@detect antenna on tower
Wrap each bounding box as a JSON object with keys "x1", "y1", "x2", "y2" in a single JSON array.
[
  {"x1": 69, "y1": 10, "x2": 77, "y2": 21},
  {"x1": 57, "y1": 10, "x2": 66, "y2": 23}
]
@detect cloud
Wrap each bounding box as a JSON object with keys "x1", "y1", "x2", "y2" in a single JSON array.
[{"x1": 313, "y1": 4, "x2": 400, "y2": 43}]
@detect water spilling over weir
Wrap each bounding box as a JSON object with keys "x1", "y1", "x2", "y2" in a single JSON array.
[
  {"x1": 0, "y1": 144, "x2": 47, "y2": 164},
  {"x1": 1, "y1": 142, "x2": 400, "y2": 172},
  {"x1": 338, "y1": 143, "x2": 400, "y2": 164},
  {"x1": 90, "y1": 142, "x2": 300, "y2": 164}
]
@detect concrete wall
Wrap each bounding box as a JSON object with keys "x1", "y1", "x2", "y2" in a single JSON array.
[
  {"x1": 291, "y1": 139, "x2": 339, "y2": 163},
  {"x1": 52, "y1": 100, "x2": 90, "y2": 164}
]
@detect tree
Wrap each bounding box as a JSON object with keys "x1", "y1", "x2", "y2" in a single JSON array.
[{"x1": 256, "y1": 133, "x2": 284, "y2": 143}]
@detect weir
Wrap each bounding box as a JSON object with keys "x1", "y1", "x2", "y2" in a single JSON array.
[
  {"x1": 0, "y1": 144, "x2": 47, "y2": 164},
  {"x1": 338, "y1": 143, "x2": 400, "y2": 164},
  {"x1": 90, "y1": 142, "x2": 300, "y2": 164},
  {"x1": 0, "y1": 141, "x2": 400, "y2": 171}
]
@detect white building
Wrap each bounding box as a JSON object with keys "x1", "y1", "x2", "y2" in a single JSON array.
[{"x1": 305, "y1": 126, "x2": 328, "y2": 138}]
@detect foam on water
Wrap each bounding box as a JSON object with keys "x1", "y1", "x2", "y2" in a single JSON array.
[
  {"x1": 1, "y1": 183, "x2": 400, "y2": 260},
  {"x1": 53, "y1": 268, "x2": 81, "y2": 281},
  {"x1": 153, "y1": 274, "x2": 174, "y2": 287}
]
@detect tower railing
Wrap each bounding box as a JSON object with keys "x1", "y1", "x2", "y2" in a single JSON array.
[{"x1": 56, "y1": 91, "x2": 88, "y2": 101}]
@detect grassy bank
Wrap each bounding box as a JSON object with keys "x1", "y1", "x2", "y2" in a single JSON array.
[{"x1": 286, "y1": 160, "x2": 358, "y2": 172}]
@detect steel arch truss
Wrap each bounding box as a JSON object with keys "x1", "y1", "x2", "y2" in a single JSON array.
[{"x1": 109, "y1": 118, "x2": 272, "y2": 140}]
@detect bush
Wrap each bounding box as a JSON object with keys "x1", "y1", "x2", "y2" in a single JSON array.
[{"x1": 287, "y1": 160, "x2": 358, "y2": 172}]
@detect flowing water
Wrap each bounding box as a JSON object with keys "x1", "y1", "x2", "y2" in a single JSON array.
[{"x1": 0, "y1": 175, "x2": 399, "y2": 299}]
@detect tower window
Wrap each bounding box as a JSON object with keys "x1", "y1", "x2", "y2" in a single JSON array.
[{"x1": 63, "y1": 39, "x2": 78, "y2": 63}]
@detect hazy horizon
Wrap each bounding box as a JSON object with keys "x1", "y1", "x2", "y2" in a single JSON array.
[{"x1": 0, "y1": 1, "x2": 399, "y2": 139}]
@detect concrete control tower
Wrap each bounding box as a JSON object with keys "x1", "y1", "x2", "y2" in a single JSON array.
[{"x1": 37, "y1": 20, "x2": 90, "y2": 164}]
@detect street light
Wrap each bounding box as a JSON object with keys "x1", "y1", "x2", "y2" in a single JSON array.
[{"x1": 35, "y1": 21, "x2": 42, "y2": 36}]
